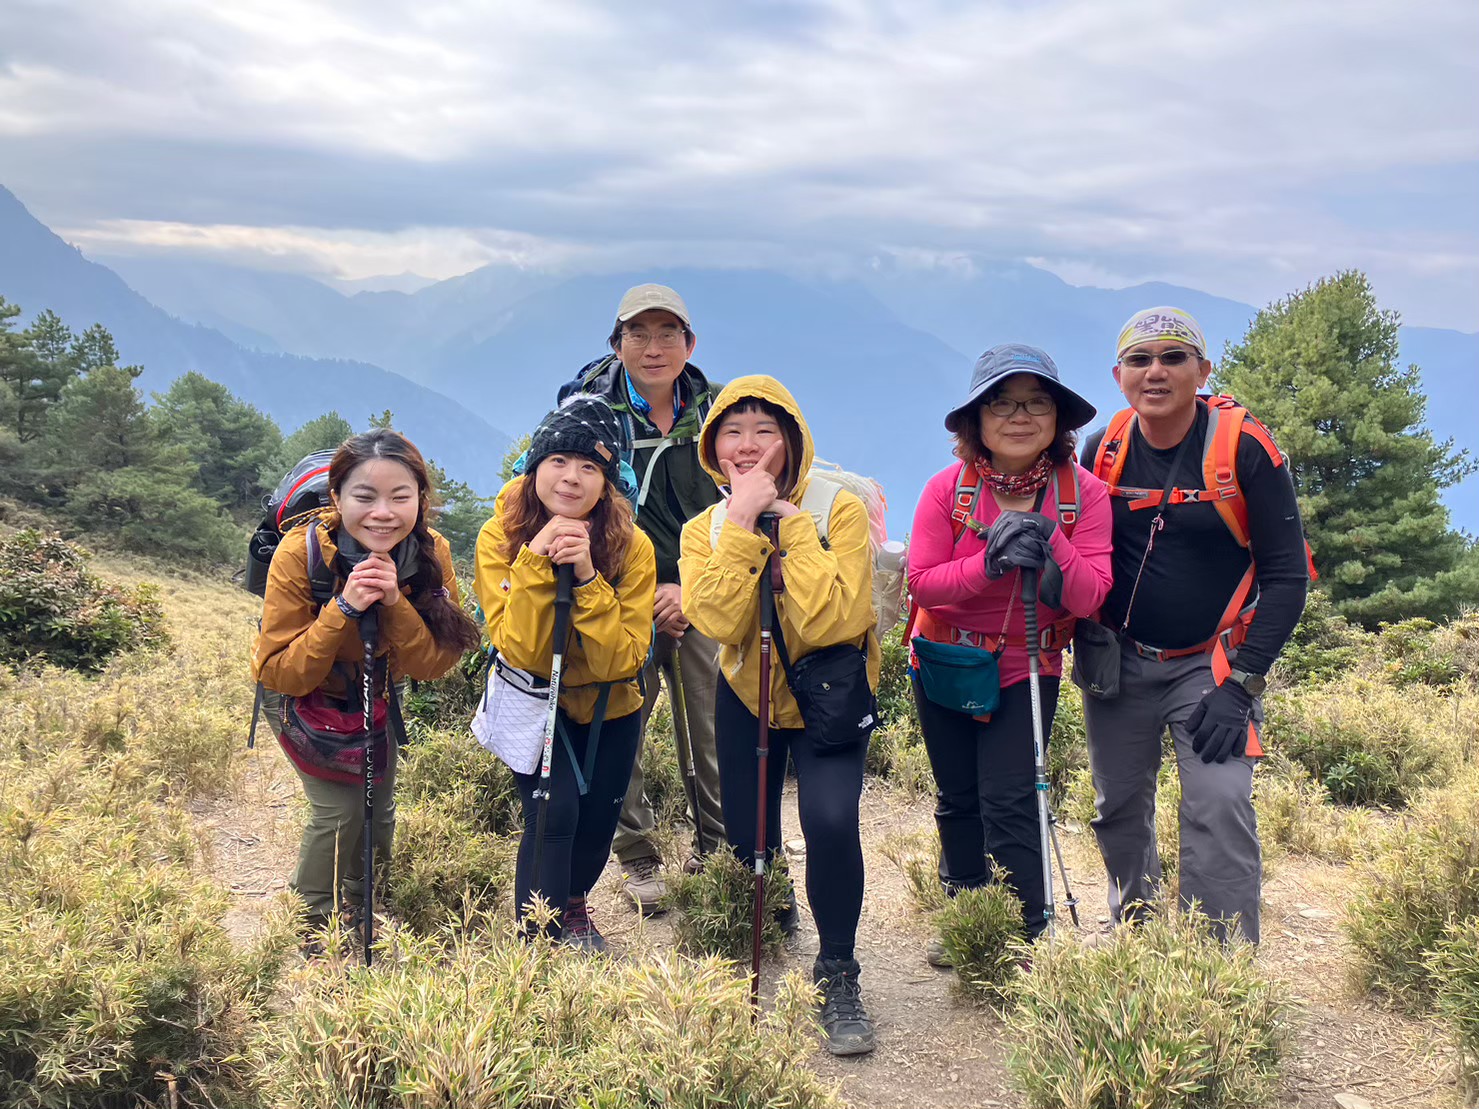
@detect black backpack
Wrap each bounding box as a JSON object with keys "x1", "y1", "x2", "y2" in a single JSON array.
[{"x1": 245, "y1": 450, "x2": 337, "y2": 604}]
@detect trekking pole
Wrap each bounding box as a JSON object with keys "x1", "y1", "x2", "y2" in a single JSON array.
[
  {"x1": 358, "y1": 604, "x2": 380, "y2": 966},
  {"x1": 751, "y1": 513, "x2": 782, "y2": 1011},
  {"x1": 1048, "y1": 808, "x2": 1080, "y2": 928},
  {"x1": 532, "y1": 563, "x2": 576, "y2": 904},
  {"x1": 670, "y1": 651, "x2": 709, "y2": 858},
  {"x1": 1020, "y1": 569, "x2": 1058, "y2": 940}
]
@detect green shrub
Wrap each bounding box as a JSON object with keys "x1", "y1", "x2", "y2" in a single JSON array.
[
  {"x1": 1274, "y1": 589, "x2": 1370, "y2": 687},
  {"x1": 881, "y1": 829, "x2": 947, "y2": 913},
  {"x1": 1008, "y1": 905, "x2": 1292, "y2": 1108},
  {"x1": 1253, "y1": 755, "x2": 1376, "y2": 862},
  {"x1": 639, "y1": 690, "x2": 691, "y2": 831},
  {"x1": 936, "y1": 879, "x2": 1026, "y2": 1006},
  {"x1": 396, "y1": 724, "x2": 521, "y2": 836},
  {"x1": 386, "y1": 798, "x2": 517, "y2": 933},
  {"x1": 1425, "y1": 918, "x2": 1479, "y2": 1104},
  {"x1": 1048, "y1": 679, "x2": 1088, "y2": 808},
  {"x1": 401, "y1": 645, "x2": 486, "y2": 730},
  {"x1": 875, "y1": 624, "x2": 918, "y2": 736},
  {"x1": 252, "y1": 918, "x2": 838, "y2": 1108},
  {"x1": 890, "y1": 735, "x2": 936, "y2": 797},
  {"x1": 1267, "y1": 675, "x2": 1461, "y2": 807},
  {"x1": 1378, "y1": 614, "x2": 1479, "y2": 689},
  {"x1": 666, "y1": 847, "x2": 795, "y2": 963},
  {"x1": 0, "y1": 529, "x2": 167, "y2": 673},
  {"x1": 1344, "y1": 772, "x2": 1479, "y2": 1010}
]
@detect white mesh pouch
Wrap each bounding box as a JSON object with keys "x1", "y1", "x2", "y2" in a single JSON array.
[{"x1": 470, "y1": 655, "x2": 551, "y2": 775}]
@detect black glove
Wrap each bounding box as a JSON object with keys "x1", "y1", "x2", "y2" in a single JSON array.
[
  {"x1": 984, "y1": 511, "x2": 1057, "y2": 579},
  {"x1": 1186, "y1": 681, "x2": 1255, "y2": 764}
]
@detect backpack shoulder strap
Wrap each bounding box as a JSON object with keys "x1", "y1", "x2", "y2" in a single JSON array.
[
  {"x1": 305, "y1": 519, "x2": 337, "y2": 608},
  {"x1": 1051, "y1": 460, "x2": 1080, "y2": 539},
  {"x1": 1093, "y1": 408, "x2": 1137, "y2": 489},
  {"x1": 950, "y1": 463, "x2": 982, "y2": 543},
  {"x1": 1201, "y1": 395, "x2": 1252, "y2": 548},
  {"x1": 798, "y1": 474, "x2": 842, "y2": 548}
]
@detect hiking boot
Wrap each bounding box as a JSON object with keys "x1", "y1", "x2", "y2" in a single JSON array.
[
  {"x1": 774, "y1": 898, "x2": 801, "y2": 937},
  {"x1": 619, "y1": 855, "x2": 668, "y2": 915},
  {"x1": 925, "y1": 935, "x2": 953, "y2": 968},
  {"x1": 558, "y1": 898, "x2": 607, "y2": 953},
  {"x1": 813, "y1": 957, "x2": 877, "y2": 1057}
]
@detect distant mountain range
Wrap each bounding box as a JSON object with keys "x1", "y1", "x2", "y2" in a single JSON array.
[
  {"x1": 3, "y1": 184, "x2": 1475, "y2": 535},
  {"x1": 0, "y1": 187, "x2": 512, "y2": 491}
]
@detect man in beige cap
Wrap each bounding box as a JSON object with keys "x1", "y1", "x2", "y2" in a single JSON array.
[{"x1": 556, "y1": 284, "x2": 726, "y2": 919}]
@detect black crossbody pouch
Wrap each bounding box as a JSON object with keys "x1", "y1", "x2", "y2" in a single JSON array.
[{"x1": 774, "y1": 624, "x2": 878, "y2": 756}]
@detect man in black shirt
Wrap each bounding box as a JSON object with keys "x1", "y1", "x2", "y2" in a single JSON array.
[{"x1": 1077, "y1": 306, "x2": 1309, "y2": 942}]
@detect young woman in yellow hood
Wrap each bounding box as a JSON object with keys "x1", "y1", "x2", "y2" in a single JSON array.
[{"x1": 679, "y1": 374, "x2": 879, "y2": 1056}]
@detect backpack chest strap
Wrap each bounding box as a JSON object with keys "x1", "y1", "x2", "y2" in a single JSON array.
[{"x1": 1106, "y1": 483, "x2": 1241, "y2": 511}]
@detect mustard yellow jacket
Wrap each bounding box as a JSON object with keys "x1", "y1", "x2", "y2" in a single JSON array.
[
  {"x1": 474, "y1": 479, "x2": 656, "y2": 724},
  {"x1": 252, "y1": 514, "x2": 466, "y2": 697},
  {"x1": 679, "y1": 375, "x2": 879, "y2": 729}
]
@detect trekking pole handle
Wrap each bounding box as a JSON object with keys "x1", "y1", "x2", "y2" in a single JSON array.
[
  {"x1": 1020, "y1": 569, "x2": 1039, "y2": 668},
  {"x1": 759, "y1": 513, "x2": 784, "y2": 595},
  {"x1": 553, "y1": 562, "x2": 575, "y2": 645}
]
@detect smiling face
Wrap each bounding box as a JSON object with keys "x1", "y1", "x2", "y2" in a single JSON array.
[
  {"x1": 1113, "y1": 339, "x2": 1212, "y2": 423},
  {"x1": 615, "y1": 308, "x2": 695, "y2": 400},
  {"x1": 533, "y1": 452, "x2": 606, "y2": 520},
  {"x1": 712, "y1": 405, "x2": 789, "y2": 484},
  {"x1": 331, "y1": 458, "x2": 421, "y2": 553},
  {"x1": 977, "y1": 373, "x2": 1058, "y2": 474}
]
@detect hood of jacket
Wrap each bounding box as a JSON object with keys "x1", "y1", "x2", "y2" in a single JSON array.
[{"x1": 697, "y1": 374, "x2": 816, "y2": 501}]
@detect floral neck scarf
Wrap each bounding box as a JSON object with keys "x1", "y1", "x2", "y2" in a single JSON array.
[{"x1": 974, "y1": 453, "x2": 1052, "y2": 498}]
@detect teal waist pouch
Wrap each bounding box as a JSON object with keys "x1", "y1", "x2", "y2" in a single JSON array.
[{"x1": 911, "y1": 636, "x2": 1003, "y2": 717}]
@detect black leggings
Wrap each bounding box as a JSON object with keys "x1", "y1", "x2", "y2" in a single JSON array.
[
  {"x1": 715, "y1": 678, "x2": 866, "y2": 961},
  {"x1": 512, "y1": 708, "x2": 642, "y2": 936},
  {"x1": 912, "y1": 675, "x2": 1059, "y2": 939}
]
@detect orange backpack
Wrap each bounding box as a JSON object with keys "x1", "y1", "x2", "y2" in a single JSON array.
[{"x1": 1091, "y1": 394, "x2": 1316, "y2": 688}]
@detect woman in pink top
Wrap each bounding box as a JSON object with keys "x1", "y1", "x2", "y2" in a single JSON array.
[{"x1": 908, "y1": 343, "x2": 1112, "y2": 950}]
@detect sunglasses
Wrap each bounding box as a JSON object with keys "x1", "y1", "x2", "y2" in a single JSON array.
[{"x1": 1120, "y1": 349, "x2": 1197, "y2": 369}]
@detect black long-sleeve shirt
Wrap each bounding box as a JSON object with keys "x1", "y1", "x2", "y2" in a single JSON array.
[{"x1": 1081, "y1": 401, "x2": 1309, "y2": 675}]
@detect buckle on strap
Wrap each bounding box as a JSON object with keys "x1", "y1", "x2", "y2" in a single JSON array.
[{"x1": 1127, "y1": 619, "x2": 1249, "y2": 664}]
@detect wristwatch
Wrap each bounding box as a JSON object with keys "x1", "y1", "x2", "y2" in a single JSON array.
[{"x1": 1226, "y1": 668, "x2": 1267, "y2": 696}]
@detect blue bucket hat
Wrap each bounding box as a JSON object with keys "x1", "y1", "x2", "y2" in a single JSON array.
[{"x1": 944, "y1": 343, "x2": 1097, "y2": 434}]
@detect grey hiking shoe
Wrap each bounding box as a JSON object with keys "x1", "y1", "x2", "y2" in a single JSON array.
[
  {"x1": 925, "y1": 935, "x2": 953, "y2": 968},
  {"x1": 619, "y1": 854, "x2": 668, "y2": 915},
  {"x1": 559, "y1": 898, "x2": 607, "y2": 953},
  {"x1": 813, "y1": 957, "x2": 877, "y2": 1056}
]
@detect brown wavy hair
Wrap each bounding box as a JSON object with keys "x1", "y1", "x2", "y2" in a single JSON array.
[
  {"x1": 498, "y1": 470, "x2": 635, "y2": 582},
  {"x1": 952, "y1": 379, "x2": 1078, "y2": 469},
  {"x1": 328, "y1": 430, "x2": 482, "y2": 652}
]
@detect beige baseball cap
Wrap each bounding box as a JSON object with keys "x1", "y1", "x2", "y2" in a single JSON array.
[{"x1": 615, "y1": 283, "x2": 693, "y2": 330}]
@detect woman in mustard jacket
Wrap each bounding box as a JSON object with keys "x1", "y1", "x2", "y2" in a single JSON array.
[
  {"x1": 679, "y1": 375, "x2": 879, "y2": 1057},
  {"x1": 253, "y1": 429, "x2": 481, "y2": 941},
  {"x1": 475, "y1": 395, "x2": 656, "y2": 951}
]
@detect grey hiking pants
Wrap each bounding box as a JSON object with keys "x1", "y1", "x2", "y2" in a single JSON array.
[
  {"x1": 1080, "y1": 641, "x2": 1263, "y2": 942},
  {"x1": 612, "y1": 625, "x2": 726, "y2": 862}
]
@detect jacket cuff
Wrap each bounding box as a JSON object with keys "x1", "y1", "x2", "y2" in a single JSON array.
[
  {"x1": 717, "y1": 517, "x2": 774, "y2": 562},
  {"x1": 777, "y1": 512, "x2": 824, "y2": 553}
]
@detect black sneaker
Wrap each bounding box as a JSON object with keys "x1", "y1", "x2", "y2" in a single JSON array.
[
  {"x1": 813, "y1": 957, "x2": 877, "y2": 1056},
  {"x1": 559, "y1": 897, "x2": 607, "y2": 953}
]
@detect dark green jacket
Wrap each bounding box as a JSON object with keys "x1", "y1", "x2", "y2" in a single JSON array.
[{"x1": 560, "y1": 355, "x2": 723, "y2": 583}]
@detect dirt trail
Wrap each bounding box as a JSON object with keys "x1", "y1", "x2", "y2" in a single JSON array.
[{"x1": 202, "y1": 751, "x2": 1455, "y2": 1108}]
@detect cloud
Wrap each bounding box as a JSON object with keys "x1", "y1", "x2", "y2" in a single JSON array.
[{"x1": 2, "y1": 0, "x2": 1476, "y2": 327}]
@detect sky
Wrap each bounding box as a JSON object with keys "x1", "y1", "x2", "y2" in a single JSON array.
[{"x1": 2, "y1": 0, "x2": 1476, "y2": 330}]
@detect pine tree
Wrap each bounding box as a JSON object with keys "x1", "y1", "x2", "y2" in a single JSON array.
[
  {"x1": 153, "y1": 372, "x2": 282, "y2": 512},
  {"x1": 1214, "y1": 271, "x2": 1477, "y2": 626}
]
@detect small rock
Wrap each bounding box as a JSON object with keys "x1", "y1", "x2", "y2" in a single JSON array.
[
  {"x1": 1334, "y1": 1094, "x2": 1373, "y2": 1109},
  {"x1": 785, "y1": 839, "x2": 806, "y2": 855},
  {"x1": 1299, "y1": 908, "x2": 1335, "y2": 920},
  {"x1": 1293, "y1": 902, "x2": 1310, "y2": 910}
]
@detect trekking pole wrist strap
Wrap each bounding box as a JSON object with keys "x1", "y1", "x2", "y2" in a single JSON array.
[{"x1": 335, "y1": 594, "x2": 364, "y2": 619}]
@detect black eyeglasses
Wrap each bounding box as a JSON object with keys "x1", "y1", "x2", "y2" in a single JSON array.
[
  {"x1": 984, "y1": 395, "x2": 1055, "y2": 418},
  {"x1": 1120, "y1": 349, "x2": 1197, "y2": 369}
]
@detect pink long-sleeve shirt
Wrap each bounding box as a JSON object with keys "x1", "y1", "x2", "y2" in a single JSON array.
[{"x1": 908, "y1": 460, "x2": 1114, "y2": 687}]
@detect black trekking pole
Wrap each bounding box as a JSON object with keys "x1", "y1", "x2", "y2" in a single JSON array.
[
  {"x1": 1020, "y1": 569, "x2": 1058, "y2": 940},
  {"x1": 531, "y1": 563, "x2": 576, "y2": 910},
  {"x1": 669, "y1": 651, "x2": 709, "y2": 858},
  {"x1": 750, "y1": 514, "x2": 782, "y2": 1012},
  {"x1": 358, "y1": 604, "x2": 380, "y2": 966}
]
